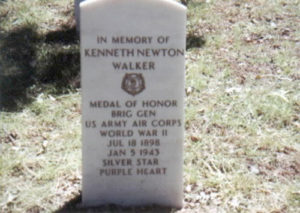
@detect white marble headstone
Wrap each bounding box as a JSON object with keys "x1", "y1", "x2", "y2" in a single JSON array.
[{"x1": 81, "y1": 0, "x2": 186, "y2": 207}]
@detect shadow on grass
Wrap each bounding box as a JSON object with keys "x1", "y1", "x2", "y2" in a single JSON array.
[
  {"x1": 55, "y1": 194, "x2": 175, "y2": 213},
  {"x1": 45, "y1": 24, "x2": 78, "y2": 44},
  {"x1": 0, "y1": 22, "x2": 79, "y2": 112},
  {"x1": 0, "y1": 24, "x2": 39, "y2": 111},
  {"x1": 186, "y1": 34, "x2": 205, "y2": 50}
]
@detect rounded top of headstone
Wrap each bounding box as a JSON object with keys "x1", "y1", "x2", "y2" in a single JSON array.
[{"x1": 80, "y1": 0, "x2": 186, "y2": 11}]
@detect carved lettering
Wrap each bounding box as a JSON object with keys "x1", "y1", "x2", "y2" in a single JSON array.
[
  {"x1": 100, "y1": 130, "x2": 134, "y2": 137},
  {"x1": 136, "y1": 167, "x2": 167, "y2": 175},
  {"x1": 90, "y1": 101, "x2": 121, "y2": 108},
  {"x1": 138, "y1": 129, "x2": 158, "y2": 137},
  {"x1": 107, "y1": 149, "x2": 127, "y2": 157},
  {"x1": 100, "y1": 168, "x2": 132, "y2": 176},
  {"x1": 102, "y1": 158, "x2": 132, "y2": 167},
  {"x1": 136, "y1": 158, "x2": 159, "y2": 166},
  {"x1": 101, "y1": 120, "x2": 127, "y2": 128},
  {"x1": 112, "y1": 61, "x2": 155, "y2": 70}
]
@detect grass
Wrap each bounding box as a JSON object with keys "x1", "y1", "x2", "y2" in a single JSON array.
[
  {"x1": 0, "y1": 0, "x2": 79, "y2": 111},
  {"x1": 1, "y1": 92, "x2": 81, "y2": 212},
  {"x1": 1, "y1": 0, "x2": 299, "y2": 212}
]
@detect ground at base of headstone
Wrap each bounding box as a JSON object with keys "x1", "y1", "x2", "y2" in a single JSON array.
[
  {"x1": 57, "y1": 196, "x2": 178, "y2": 213},
  {"x1": 1, "y1": 0, "x2": 299, "y2": 213}
]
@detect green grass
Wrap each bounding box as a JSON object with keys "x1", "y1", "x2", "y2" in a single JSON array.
[
  {"x1": 183, "y1": 1, "x2": 300, "y2": 212},
  {"x1": 1, "y1": 92, "x2": 81, "y2": 212},
  {"x1": 1, "y1": 0, "x2": 300, "y2": 212}
]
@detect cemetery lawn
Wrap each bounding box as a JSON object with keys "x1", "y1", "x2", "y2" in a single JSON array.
[{"x1": 0, "y1": 0, "x2": 299, "y2": 212}]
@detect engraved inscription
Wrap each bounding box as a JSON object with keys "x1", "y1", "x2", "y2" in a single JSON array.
[{"x1": 84, "y1": 35, "x2": 183, "y2": 177}]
